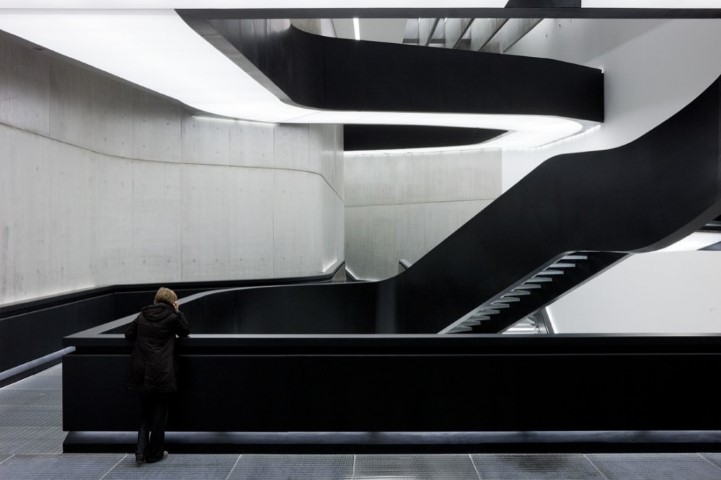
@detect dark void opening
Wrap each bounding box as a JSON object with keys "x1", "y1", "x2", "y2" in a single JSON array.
[{"x1": 344, "y1": 125, "x2": 506, "y2": 151}]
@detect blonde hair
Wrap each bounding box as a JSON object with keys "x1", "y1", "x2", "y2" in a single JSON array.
[{"x1": 154, "y1": 287, "x2": 178, "y2": 306}]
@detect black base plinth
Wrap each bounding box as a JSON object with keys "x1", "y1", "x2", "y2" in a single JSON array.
[{"x1": 63, "y1": 431, "x2": 721, "y2": 454}]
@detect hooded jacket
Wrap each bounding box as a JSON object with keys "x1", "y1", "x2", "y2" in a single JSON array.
[{"x1": 125, "y1": 302, "x2": 190, "y2": 393}]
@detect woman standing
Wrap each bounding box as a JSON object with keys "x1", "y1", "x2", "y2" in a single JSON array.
[{"x1": 125, "y1": 287, "x2": 190, "y2": 464}]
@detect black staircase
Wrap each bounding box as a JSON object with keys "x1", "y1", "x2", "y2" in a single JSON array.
[{"x1": 444, "y1": 251, "x2": 627, "y2": 333}]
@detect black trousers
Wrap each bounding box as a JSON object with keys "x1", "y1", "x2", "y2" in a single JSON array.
[{"x1": 136, "y1": 392, "x2": 169, "y2": 459}]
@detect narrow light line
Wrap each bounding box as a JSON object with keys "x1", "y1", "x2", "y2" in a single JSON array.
[
  {"x1": 583, "y1": 454, "x2": 611, "y2": 480},
  {"x1": 0, "y1": 454, "x2": 15, "y2": 466},
  {"x1": 697, "y1": 453, "x2": 721, "y2": 472},
  {"x1": 469, "y1": 453, "x2": 483, "y2": 480},
  {"x1": 98, "y1": 454, "x2": 127, "y2": 480},
  {"x1": 346, "y1": 198, "x2": 496, "y2": 208},
  {"x1": 353, "y1": 17, "x2": 360, "y2": 40},
  {"x1": 225, "y1": 454, "x2": 243, "y2": 480}
]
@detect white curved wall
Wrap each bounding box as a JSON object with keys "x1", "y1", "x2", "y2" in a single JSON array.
[
  {"x1": 504, "y1": 19, "x2": 721, "y2": 333},
  {"x1": 547, "y1": 252, "x2": 721, "y2": 334},
  {"x1": 0, "y1": 33, "x2": 344, "y2": 306},
  {"x1": 504, "y1": 19, "x2": 721, "y2": 190}
]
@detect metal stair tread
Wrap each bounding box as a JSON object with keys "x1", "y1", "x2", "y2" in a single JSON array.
[
  {"x1": 525, "y1": 277, "x2": 553, "y2": 283},
  {"x1": 536, "y1": 270, "x2": 564, "y2": 275},
  {"x1": 506, "y1": 290, "x2": 532, "y2": 296},
  {"x1": 561, "y1": 254, "x2": 588, "y2": 260}
]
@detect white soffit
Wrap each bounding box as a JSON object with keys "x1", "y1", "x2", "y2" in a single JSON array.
[{"x1": 0, "y1": 9, "x2": 589, "y2": 150}]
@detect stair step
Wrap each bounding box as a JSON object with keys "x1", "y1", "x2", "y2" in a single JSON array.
[
  {"x1": 449, "y1": 326, "x2": 473, "y2": 333},
  {"x1": 489, "y1": 302, "x2": 511, "y2": 309},
  {"x1": 498, "y1": 296, "x2": 521, "y2": 302},
  {"x1": 536, "y1": 270, "x2": 564, "y2": 276},
  {"x1": 508, "y1": 325, "x2": 539, "y2": 330},
  {"x1": 461, "y1": 320, "x2": 481, "y2": 327},
  {"x1": 514, "y1": 319, "x2": 535, "y2": 326},
  {"x1": 550, "y1": 262, "x2": 575, "y2": 268},
  {"x1": 513, "y1": 284, "x2": 542, "y2": 290},
  {"x1": 469, "y1": 315, "x2": 491, "y2": 321},
  {"x1": 562, "y1": 254, "x2": 588, "y2": 261},
  {"x1": 525, "y1": 277, "x2": 553, "y2": 283},
  {"x1": 506, "y1": 290, "x2": 532, "y2": 296},
  {"x1": 477, "y1": 309, "x2": 501, "y2": 315},
  {"x1": 504, "y1": 328, "x2": 540, "y2": 334}
]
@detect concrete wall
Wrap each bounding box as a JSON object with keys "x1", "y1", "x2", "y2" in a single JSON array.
[
  {"x1": 344, "y1": 149, "x2": 501, "y2": 280},
  {"x1": 0, "y1": 33, "x2": 344, "y2": 306},
  {"x1": 504, "y1": 19, "x2": 721, "y2": 333}
]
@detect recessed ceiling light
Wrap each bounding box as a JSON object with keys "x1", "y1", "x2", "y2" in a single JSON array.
[{"x1": 353, "y1": 17, "x2": 360, "y2": 40}]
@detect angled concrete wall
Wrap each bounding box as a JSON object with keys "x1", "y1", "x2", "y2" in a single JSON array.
[
  {"x1": 0, "y1": 33, "x2": 344, "y2": 306},
  {"x1": 344, "y1": 149, "x2": 501, "y2": 280}
]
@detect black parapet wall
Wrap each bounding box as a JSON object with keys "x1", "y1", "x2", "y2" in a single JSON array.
[
  {"x1": 344, "y1": 125, "x2": 506, "y2": 151},
  {"x1": 0, "y1": 264, "x2": 346, "y2": 383},
  {"x1": 62, "y1": 334, "x2": 721, "y2": 451}
]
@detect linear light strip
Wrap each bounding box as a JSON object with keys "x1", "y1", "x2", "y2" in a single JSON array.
[
  {"x1": 0, "y1": 1, "x2": 508, "y2": 8},
  {"x1": 0, "y1": 9, "x2": 590, "y2": 150},
  {"x1": 1, "y1": 1, "x2": 715, "y2": 8}
]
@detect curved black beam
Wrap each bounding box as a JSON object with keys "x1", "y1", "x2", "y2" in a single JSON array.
[
  {"x1": 344, "y1": 125, "x2": 505, "y2": 151},
  {"x1": 185, "y1": 18, "x2": 603, "y2": 122}
]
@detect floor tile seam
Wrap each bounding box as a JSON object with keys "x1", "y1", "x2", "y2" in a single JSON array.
[
  {"x1": 224, "y1": 453, "x2": 243, "y2": 480},
  {"x1": 352, "y1": 454, "x2": 357, "y2": 479},
  {"x1": 98, "y1": 453, "x2": 127, "y2": 480},
  {"x1": 696, "y1": 452, "x2": 721, "y2": 472},
  {"x1": 6, "y1": 435, "x2": 40, "y2": 455},
  {"x1": 583, "y1": 454, "x2": 611, "y2": 480},
  {"x1": 0, "y1": 453, "x2": 14, "y2": 466},
  {"x1": 468, "y1": 453, "x2": 483, "y2": 480}
]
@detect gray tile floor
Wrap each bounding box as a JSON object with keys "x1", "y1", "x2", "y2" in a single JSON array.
[{"x1": 2, "y1": 365, "x2": 721, "y2": 479}]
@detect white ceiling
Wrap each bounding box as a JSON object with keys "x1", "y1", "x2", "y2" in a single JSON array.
[{"x1": 332, "y1": 18, "x2": 407, "y2": 44}]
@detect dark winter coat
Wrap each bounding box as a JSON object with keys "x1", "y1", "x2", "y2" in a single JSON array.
[{"x1": 125, "y1": 302, "x2": 190, "y2": 393}]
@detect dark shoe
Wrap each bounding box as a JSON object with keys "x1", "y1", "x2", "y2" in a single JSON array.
[
  {"x1": 146, "y1": 451, "x2": 168, "y2": 463},
  {"x1": 135, "y1": 453, "x2": 145, "y2": 464}
]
